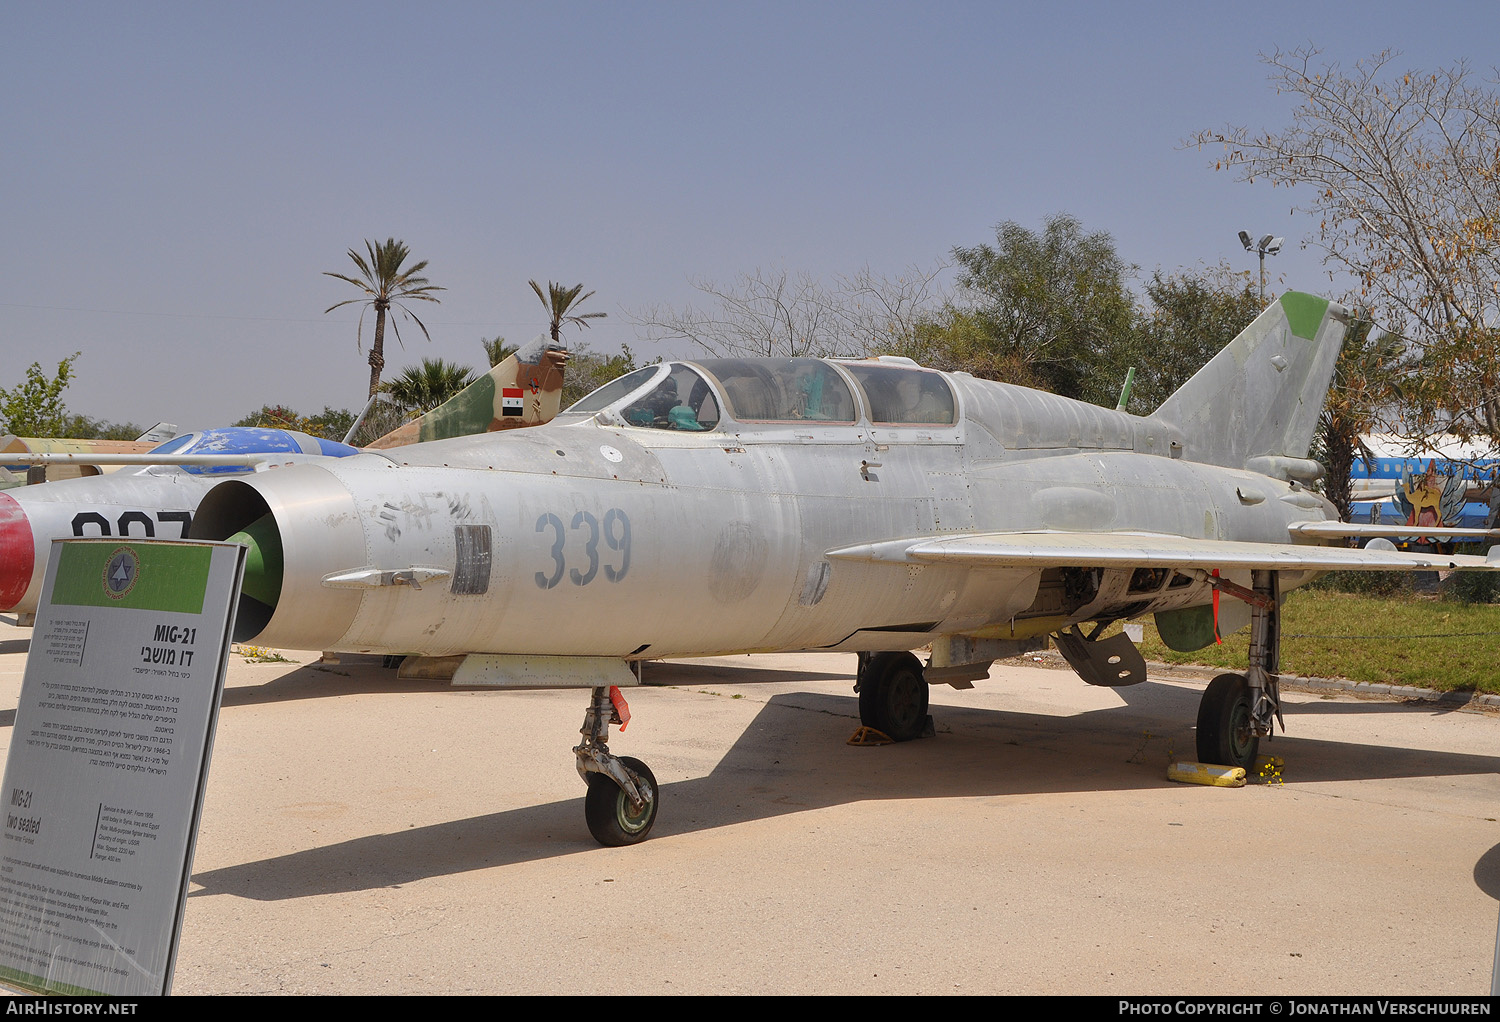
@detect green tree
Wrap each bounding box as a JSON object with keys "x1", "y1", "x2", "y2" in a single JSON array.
[
  {"x1": 325, "y1": 239, "x2": 446, "y2": 398},
  {"x1": 302, "y1": 406, "x2": 358, "y2": 442},
  {"x1": 233, "y1": 404, "x2": 357, "y2": 440},
  {"x1": 928, "y1": 214, "x2": 1137, "y2": 403},
  {"x1": 903, "y1": 307, "x2": 1046, "y2": 387},
  {"x1": 530, "y1": 281, "x2": 606, "y2": 343},
  {"x1": 382, "y1": 357, "x2": 477, "y2": 414},
  {"x1": 479, "y1": 335, "x2": 516, "y2": 367},
  {"x1": 561, "y1": 343, "x2": 638, "y2": 407},
  {"x1": 1312, "y1": 323, "x2": 1409, "y2": 522},
  {"x1": 59, "y1": 414, "x2": 146, "y2": 440},
  {"x1": 0, "y1": 354, "x2": 79, "y2": 436},
  {"x1": 233, "y1": 405, "x2": 302, "y2": 431},
  {"x1": 1116, "y1": 265, "x2": 1263, "y2": 412}
]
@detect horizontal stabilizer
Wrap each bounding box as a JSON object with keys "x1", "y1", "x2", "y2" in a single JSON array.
[{"x1": 134, "y1": 422, "x2": 179, "y2": 443}]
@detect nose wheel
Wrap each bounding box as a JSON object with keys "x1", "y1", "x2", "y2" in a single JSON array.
[
  {"x1": 584, "y1": 756, "x2": 658, "y2": 846},
  {"x1": 574, "y1": 686, "x2": 659, "y2": 846}
]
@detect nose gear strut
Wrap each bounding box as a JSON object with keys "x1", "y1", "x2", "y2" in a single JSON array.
[{"x1": 574, "y1": 686, "x2": 658, "y2": 845}]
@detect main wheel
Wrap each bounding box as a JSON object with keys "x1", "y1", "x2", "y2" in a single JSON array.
[
  {"x1": 858, "y1": 651, "x2": 930, "y2": 742},
  {"x1": 1196, "y1": 673, "x2": 1258, "y2": 769},
  {"x1": 584, "y1": 756, "x2": 658, "y2": 846}
]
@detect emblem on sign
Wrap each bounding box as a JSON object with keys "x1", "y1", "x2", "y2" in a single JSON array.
[{"x1": 102, "y1": 546, "x2": 140, "y2": 600}]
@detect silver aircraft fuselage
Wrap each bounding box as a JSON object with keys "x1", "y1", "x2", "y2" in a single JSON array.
[
  {"x1": 187, "y1": 294, "x2": 1500, "y2": 843},
  {"x1": 192, "y1": 358, "x2": 1333, "y2": 659}
]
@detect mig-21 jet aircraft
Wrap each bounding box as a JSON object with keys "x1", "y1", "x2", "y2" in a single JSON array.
[{"x1": 185, "y1": 293, "x2": 1500, "y2": 846}]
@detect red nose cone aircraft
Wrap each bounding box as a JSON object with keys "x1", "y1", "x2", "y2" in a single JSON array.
[{"x1": 0, "y1": 493, "x2": 34, "y2": 610}]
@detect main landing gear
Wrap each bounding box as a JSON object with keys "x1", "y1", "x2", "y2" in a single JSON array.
[
  {"x1": 574, "y1": 686, "x2": 658, "y2": 846},
  {"x1": 1195, "y1": 570, "x2": 1284, "y2": 770},
  {"x1": 855, "y1": 651, "x2": 931, "y2": 742}
]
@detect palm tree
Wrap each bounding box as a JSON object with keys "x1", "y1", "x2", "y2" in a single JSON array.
[
  {"x1": 479, "y1": 335, "x2": 516, "y2": 368},
  {"x1": 1314, "y1": 321, "x2": 1408, "y2": 522},
  {"x1": 381, "y1": 358, "x2": 477, "y2": 415},
  {"x1": 530, "y1": 280, "x2": 606, "y2": 343},
  {"x1": 325, "y1": 239, "x2": 446, "y2": 397}
]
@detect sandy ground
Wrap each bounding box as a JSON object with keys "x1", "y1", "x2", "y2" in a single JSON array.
[{"x1": 0, "y1": 630, "x2": 1496, "y2": 996}]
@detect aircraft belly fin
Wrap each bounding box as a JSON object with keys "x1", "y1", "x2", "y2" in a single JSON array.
[{"x1": 826, "y1": 530, "x2": 1500, "y2": 573}]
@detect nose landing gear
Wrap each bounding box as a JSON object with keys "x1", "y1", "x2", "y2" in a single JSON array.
[{"x1": 574, "y1": 686, "x2": 658, "y2": 846}]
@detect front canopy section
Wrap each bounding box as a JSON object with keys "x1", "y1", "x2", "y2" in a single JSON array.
[
  {"x1": 561, "y1": 363, "x2": 722, "y2": 431},
  {"x1": 561, "y1": 358, "x2": 863, "y2": 431}
]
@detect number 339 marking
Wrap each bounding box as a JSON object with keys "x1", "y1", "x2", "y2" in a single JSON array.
[{"x1": 535, "y1": 508, "x2": 631, "y2": 589}]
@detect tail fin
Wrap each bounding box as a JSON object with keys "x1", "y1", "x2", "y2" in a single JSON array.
[
  {"x1": 1151, "y1": 292, "x2": 1349, "y2": 471},
  {"x1": 366, "y1": 335, "x2": 570, "y2": 450}
]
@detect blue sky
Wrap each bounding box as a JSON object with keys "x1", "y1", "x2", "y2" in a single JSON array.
[{"x1": 2, "y1": 1, "x2": 1495, "y2": 429}]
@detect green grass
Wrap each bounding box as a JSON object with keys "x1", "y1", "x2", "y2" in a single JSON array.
[{"x1": 1125, "y1": 588, "x2": 1500, "y2": 694}]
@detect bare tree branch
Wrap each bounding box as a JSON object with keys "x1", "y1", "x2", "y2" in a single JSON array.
[
  {"x1": 1189, "y1": 46, "x2": 1500, "y2": 443},
  {"x1": 629, "y1": 262, "x2": 949, "y2": 359}
]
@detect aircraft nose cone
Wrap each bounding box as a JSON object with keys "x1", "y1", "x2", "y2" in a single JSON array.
[
  {"x1": 226, "y1": 513, "x2": 284, "y2": 613},
  {"x1": 0, "y1": 492, "x2": 35, "y2": 611}
]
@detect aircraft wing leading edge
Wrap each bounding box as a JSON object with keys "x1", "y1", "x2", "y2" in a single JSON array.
[{"x1": 827, "y1": 531, "x2": 1500, "y2": 572}]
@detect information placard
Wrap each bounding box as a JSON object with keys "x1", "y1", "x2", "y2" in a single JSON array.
[{"x1": 0, "y1": 539, "x2": 244, "y2": 996}]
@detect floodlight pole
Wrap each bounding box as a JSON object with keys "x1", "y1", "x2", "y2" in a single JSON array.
[{"x1": 1238, "y1": 231, "x2": 1282, "y2": 303}]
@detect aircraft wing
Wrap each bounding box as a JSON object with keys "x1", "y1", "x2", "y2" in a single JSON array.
[
  {"x1": 2, "y1": 452, "x2": 269, "y2": 468},
  {"x1": 826, "y1": 530, "x2": 1500, "y2": 572}
]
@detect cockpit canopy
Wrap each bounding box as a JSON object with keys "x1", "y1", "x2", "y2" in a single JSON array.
[
  {"x1": 563, "y1": 358, "x2": 955, "y2": 431},
  {"x1": 837, "y1": 361, "x2": 955, "y2": 425}
]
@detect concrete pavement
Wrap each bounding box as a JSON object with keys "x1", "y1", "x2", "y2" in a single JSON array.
[{"x1": 0, "y1": 632, "x2": 1496, "y2": 995}]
